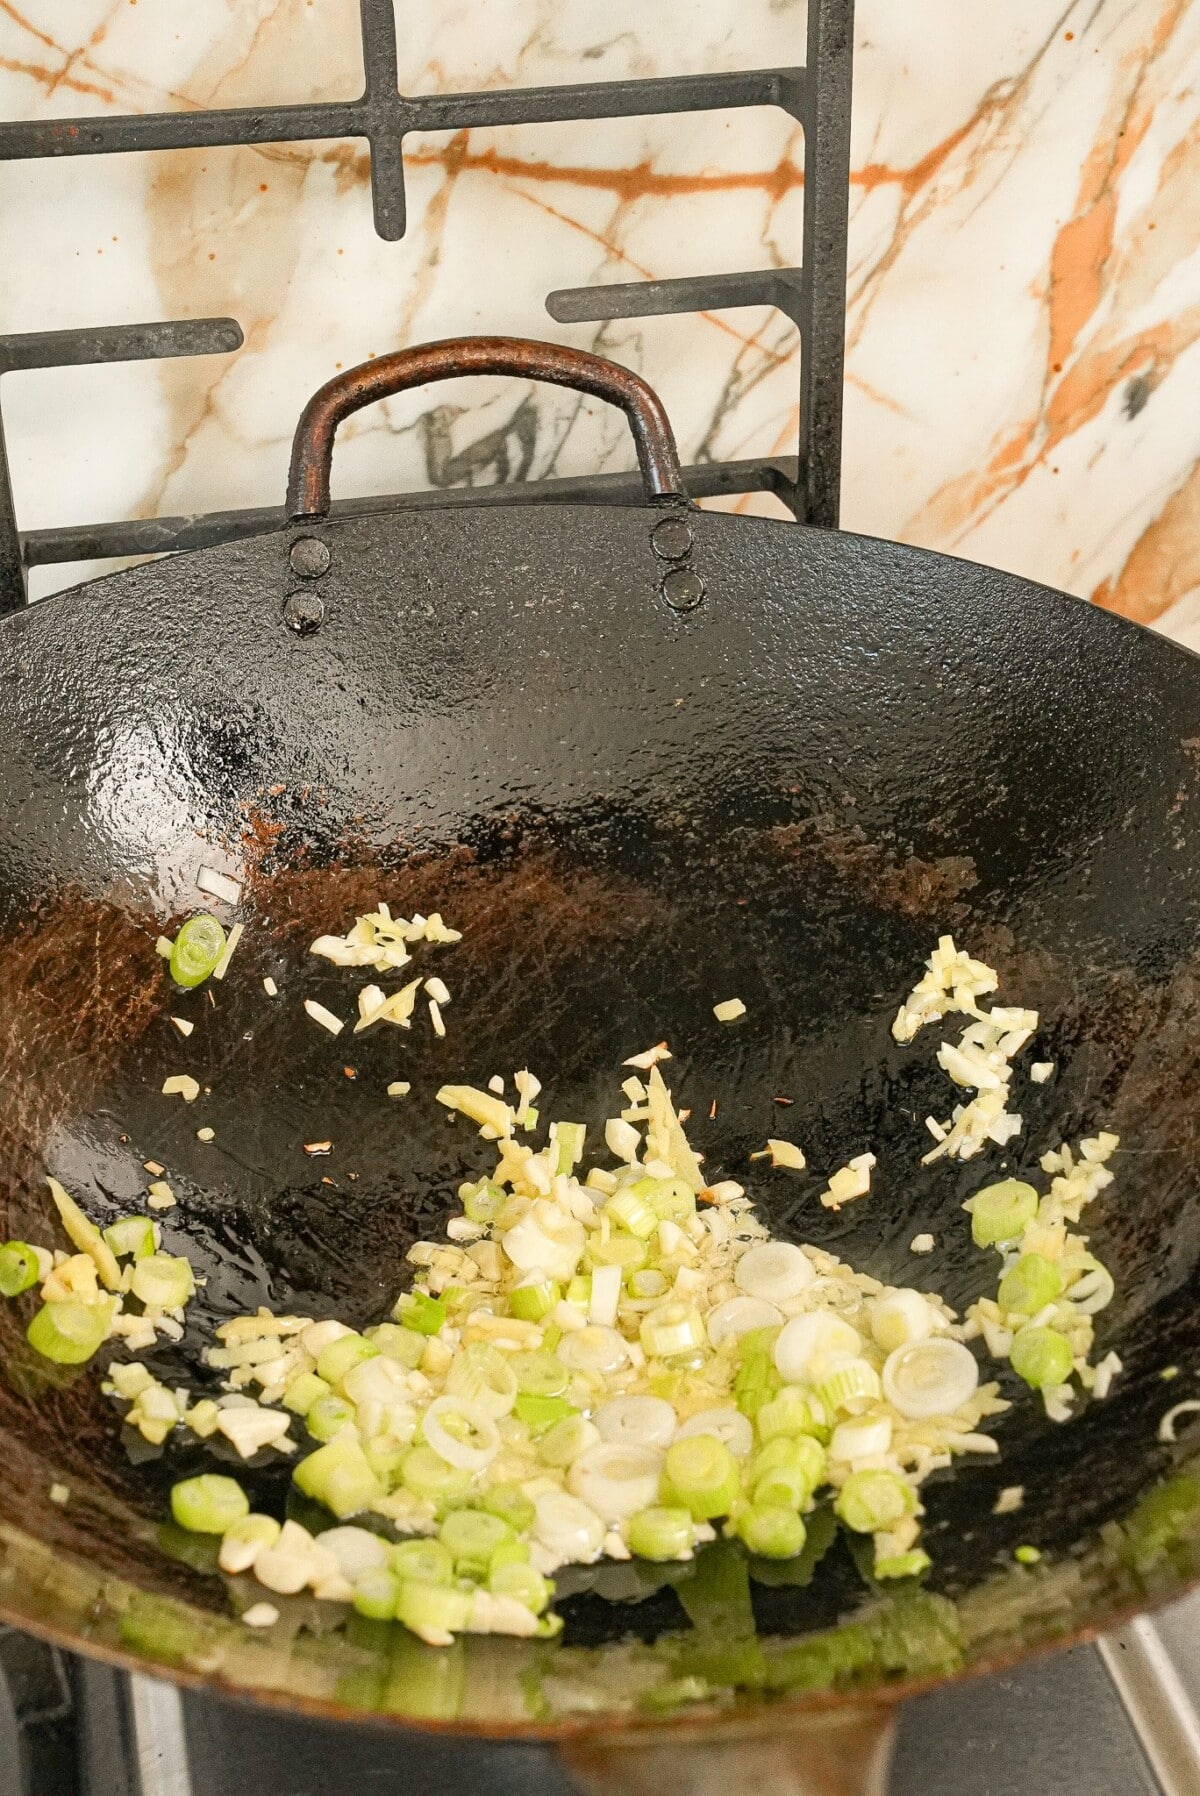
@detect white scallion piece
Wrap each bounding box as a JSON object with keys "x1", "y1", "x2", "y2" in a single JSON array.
[
  {"x1": 162, "y1": 1075, "x2": 200, "y2": 1103},
  {"x1": 49, "y1": 1482, "x2": 70, "y2": 1505},
  {"x1": 170, "y1": 1016, "x2": 194, "y2": 1038},
  {"x1": 211, "y1": 921, "x2": 244, "y2": 981},
  {"x1": 155, "y1": 935, "x2": 174, "y2": 959},
  {"x1": 675, "y1": 1407, "x2": 753, "y2": 1459},
  {"x1": 425, "y1": 976, "x2": 451, "y2": 1006},
  {"x1": 196, "y1": 1127, "x2": 215, "y2": 1143},
  {"x1": 589, "y1": 1263, "x2": 622, "y2": 1329},
  {"x1": 882, "y1": 1339, "x2": 979, "y2": 1420},
  {"x1": 593, "y1": 1396, "x2": 677, "y2": 1449},
  {"x1": 567, "y1": 1443, "x2": 663, "y2": 1523},
  {"x1": 734, "y1": 1242, "x2": 813, "y2": 1303},
  {"x1": 910, "y1": 1233, "x2": 936, "y2": 1254},
  {"x1": 765, "y1": 1138, "x2": 806, "y2": 1171},
  {"x1": 1030, "y1": 1062, "x2": 1055, "y2": 1083},
  {"x1": 623, "y1": 1043, "x2": 671, "y2": 1070},
  {"x1": 993, "y1": 1485, "x2": 1025, "y2": 1515},
  {"x1": 387, "y1": 1081, "x2": 411, "y2": 1098},
  {"x1": 1158, "y1": 1400, "x2": 1200, "y2": 1443},
  {"x1": 707, "y1": 1294, "x2": 784, "y2": 1348},
  {"x1": 263, "y1": 976, "x2": 278, "y2": 997},
  {"x1": 713, "y1": 998, "x2": 746, "y2": 1023},
  {"x1": 304, "y1": 999, "x2": 345, "y2": 1036},
  {"x1": 428, "y1": 998, "x2": 446, "y2": 1038},
  {"x1": 197, "y1": 866, "x2": 242, "y2": 907},
  {"x1": 147, "y1": 1181, "x2": 176, "y2": 1212},
  {"x1": 144, "y1": 1161, "x2": 165, "y2": 1176}
]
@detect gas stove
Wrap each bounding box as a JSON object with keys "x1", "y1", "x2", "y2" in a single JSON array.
[{"x1": 1, "y1": 2, "x2": 1199, "y2": 1791}]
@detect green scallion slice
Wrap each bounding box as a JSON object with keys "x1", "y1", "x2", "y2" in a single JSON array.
[
  {"x1": 1010, "y1": 1325, "x2": 1074, "y2": 1390},
  {"x1": 0, "y1": 1241, "x2": 40, "y2": 1297},
  {"x1": 169, "y1": 914, "x2": 226, "y2": 990},
  {"x1": 170, "y1": 1473, "x2": 249, "y2": 1535},
  {"x1": 27, "y1": 1299, "x2": 110, "y2": 1364}
]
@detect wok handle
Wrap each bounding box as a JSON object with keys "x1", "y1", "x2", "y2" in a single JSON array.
[
  {"x1": 558, "y1": 1703, "x2": 895, "y2": 1796},
  {"x1": 285, "y1": 335, "x2": 687, "y2": 520}
]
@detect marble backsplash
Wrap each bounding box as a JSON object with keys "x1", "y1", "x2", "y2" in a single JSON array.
[{"x1": 1, "y1": 0, "x2": 1198, "y2": 647}]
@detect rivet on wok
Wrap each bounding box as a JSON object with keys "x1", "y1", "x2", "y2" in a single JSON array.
[
  {"x1": 661, "y1": 567, "x2": 706, "y2": 613},
  {"x1": 283, "y1": 589, "x2": 325, "y2": 634},
  {"x1": 289, "y1": 536, "x2": 331, "y2": 579},
  {"x1": 651, "y1": 513, "x2": 694, "y2": 562}
]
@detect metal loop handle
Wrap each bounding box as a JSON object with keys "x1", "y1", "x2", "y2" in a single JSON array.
[{"x1": 286, "y1": 335, "x2": 687, "y2": 520}]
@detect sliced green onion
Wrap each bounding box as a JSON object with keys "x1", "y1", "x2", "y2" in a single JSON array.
[
  {"x1": 170, "y1": 1473, "x2": 249, "y2": 1534},
  {"x1": 306, "y1": 1394, "x2": 358, "y2": 1441},
  {"x1": 509, "y1": 1277, "x2": 561, "y2": 1322},
  {"x1": 365, "y1": 1322, "x2": 426, "y2": 1368},
  {"x1": 1014, "y1": 1544, "x2": 1042, "y2": 1565},
  {"x1": 565, "y1": 1274, "x2": 592, "y2": 1309},
  {"x1": 488, "y1": 1536, "x2": 531, "y2": 1572},
  {"x1": 510, "y1": 1351, "x2": 569, "y2": 1397},
  {"x1": 587, "y1": 1233, "x2": 648, "y2": 1273},
  {"x1": 0, "y1": 1241, "x2": 40, "y2": 1296},
  {"x1": 394, "y1": 1291, "x2": 447, "y2": 1336},
  {"x1": 1010, "y1": 1325, "x2": 1074, "y2": 1390},
  {"x1": 881, "y1": 1339, "x2": 979, "y2": 1420},
  {"x1": 514, "y1": 1393, "x2": 577, "y2": 1432},
  {"x1": 640, "y1": 1301, "x2": 706, "y2": 1359},
  {"x1": 874, "y1": 1549, "x2": 931, "y2": 1580},
  {"x1": 488, "y1": 1560, "x2": 551, "y2": 1613},
  {"x1": 27, "y1": 1298, "x2": 110, "y2": 1364},
  {"x1": 395, "y1": 1580, "x2": 473, "y2": 1642},
  {"x1": 439, "y1": 1509, "x2": 512, "y2": 1577},
  {"x1": 292, "y1": 1437, "x2": 382, "y2": 1518},
  {"x1": 391, "y1": 1538, "x2": 454, "y2": 1584},
  {"x1": 756, "y1": 1388, "x2": 822, "y2": 1442},
  {"x1": 282, "y1": 1372, "x2": 331, "y2": 1416},
  {"x1": 754, "y1": 1433, "x2": 826, "y2": 1486},
  {"x1": 353, "y1": 1566, "x2": 401, "y2": 1620},
  {"x1": 364, "y1": 1438, "x2": 409, "y2": 1485},
  {"x1": 129, "y1": 1253, "x2": 194, "y2": 1310},
  {"x1": 966, "y1": 1179, "x2": 1039, "y2": 1248},
  {"x1": 738, "y1": 1504, "x2": 807, "y2": 1559},
  {"x1": 102, "y1": 1217, "x2": 155, "y2": 1263},
  {"x1": 834, "y1": 1469, "x2": 916, "y2": 1534},
  {"x1": 817, "y1": 1358, "x2": 882, "y2": 1416},
  {"x1": 627, "y1": 1268, "x2": 669, "y2": 1301},
  {"x1": 445, "y1": 1343, "x2": 518, "y2": 1417},
  {"x1": 462, "y1": 1182, "x2": 504, "y2": 1226},
  {"x1": 629, "y1": 1175, "x2": 695, "y2": 1223},
  {"x1": 552, "y1": 1122, "x2": 586, "y2": 1177},
  {"x1": 606, "y1": 1189, "x2": 659, "y2": 1240},
  {"x1": 734, "y1": 1340, "x2": 783, "y2": 1418},
  {"x1": 628, "y1": 1505, "x2": 693, "y2": 1561},
  {"x1": 1067, "y1": 1257, "x2": 1115, "y2": 1316},
  {"x1": 316, "y1": 1333, "x2": 380, "y2": 1386},
  {"x1": 169, "y1": 913, "x2": 226, "y2": 989},
  {"x1": 998, "y1": 1253, "x2": 1064, "y2": 1315},
  {"x1": 662, "y1": 1435, "x2": 740, "y2": 1520},
  {"x1": 536, "y1": 1413, "x2": 594, "y2": 1467},
  {"x1": 481, "y1": 1483, "x2": 536, "y2": 1533},
  {"x1": 400, "y1": 1444, "x2": 473, "y2": 1506}
]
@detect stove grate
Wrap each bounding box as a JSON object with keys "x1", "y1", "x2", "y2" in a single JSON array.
[{"x1": 0, "y1": 0, "x2": 852, "y2": 609}]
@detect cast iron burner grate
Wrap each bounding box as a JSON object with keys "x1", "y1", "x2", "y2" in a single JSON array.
[{"x1": 0, "y1": 0, "x2": 854, "y2": 615}]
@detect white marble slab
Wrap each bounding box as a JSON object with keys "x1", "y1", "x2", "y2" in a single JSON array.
[{"x1": 0, "y1": 0, "x2": 1198, "y2": 645}]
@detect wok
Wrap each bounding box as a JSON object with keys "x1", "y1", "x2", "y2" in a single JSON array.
[{"x1": 1, "y1": 336, "x2": 1200, "y2": 1796}]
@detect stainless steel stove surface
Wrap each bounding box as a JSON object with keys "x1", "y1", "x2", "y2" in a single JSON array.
[{"x1": 1, "y1": 1589, "x2": 1196, "y2": 1796}]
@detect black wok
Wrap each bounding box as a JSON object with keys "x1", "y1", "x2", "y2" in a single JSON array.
[{"x1": 1, "y1": 337, "x2": 1199, "y2": 1796}]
